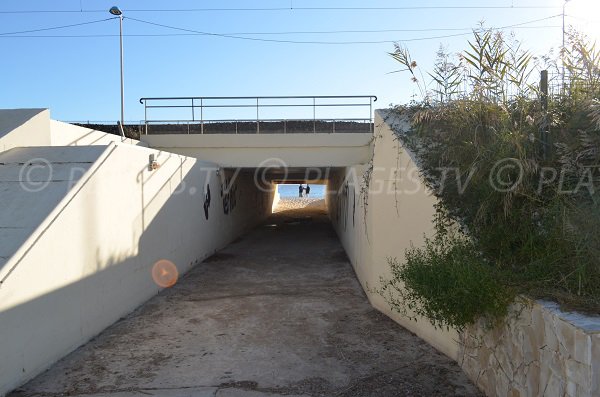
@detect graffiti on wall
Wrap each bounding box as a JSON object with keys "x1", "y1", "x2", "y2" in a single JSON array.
[
  {"x1": 352, "y1": 192, "x2": 356, "y2": 227},
  {"x1": 336, "y1": 180, "x2": 356, "y2": 231},
  {"x1": 221, "y1": 177, "x2": 238, "y2": 215},
  {"x1": 203, "y1": 184, "x2": 211, "y2": 220}
]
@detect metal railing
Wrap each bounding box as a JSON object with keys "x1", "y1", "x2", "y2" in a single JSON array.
[{"x1": 138, "y1": 95, "x2": 377, "y2": 135}]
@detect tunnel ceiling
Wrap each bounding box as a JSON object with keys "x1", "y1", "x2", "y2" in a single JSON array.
[{"x1": 236, "y1": 167, "x2": 341, "y2": 183}]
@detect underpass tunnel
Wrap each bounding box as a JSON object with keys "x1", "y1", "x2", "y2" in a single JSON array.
[
  {"x1": 0, "y1": 109, "x2": 487, "y2": 396},
  {"x1": 229, "y1": 166, "x2": 350, "y2": 217}
]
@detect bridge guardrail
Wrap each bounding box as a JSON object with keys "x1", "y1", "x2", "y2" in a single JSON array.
[{"x1": 138, "y1": 95, "x2": 377, "y2": 135}]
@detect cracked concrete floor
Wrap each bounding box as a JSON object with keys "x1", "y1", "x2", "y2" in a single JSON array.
[{"x1": 9, "y1": 205, "x2": 481, "y2": 397}]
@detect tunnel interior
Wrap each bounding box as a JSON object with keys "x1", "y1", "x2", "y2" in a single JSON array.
[{"x1": 233, "y1": 166, "x2": 346, "y2": 215}]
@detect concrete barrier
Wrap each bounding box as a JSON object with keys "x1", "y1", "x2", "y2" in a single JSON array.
[
  {"x1": 0, "y1": 109, "x2": 50, "y2": 152},
  {"x1": 49, "y1": 120, "x2": 146, "y2": 147},
  {"x1": 0, "y1": 140, "x2": 274, "y2": 395}
]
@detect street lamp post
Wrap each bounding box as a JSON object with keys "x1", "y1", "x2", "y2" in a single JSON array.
[{"x1": 109, "y1": 6, "x2": 125, "y2": 137}]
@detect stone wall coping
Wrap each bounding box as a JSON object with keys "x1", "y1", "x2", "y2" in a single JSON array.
[{"x1": 538, "y1": 300, "x2": 600, "y2": 333}]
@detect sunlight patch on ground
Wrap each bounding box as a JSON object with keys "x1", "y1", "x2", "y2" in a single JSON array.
[{"x1": 273, "y1": 198, "x2": 326, "y2": 213}]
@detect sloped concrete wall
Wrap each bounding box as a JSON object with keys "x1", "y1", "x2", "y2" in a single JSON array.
[
  {"x1": 0, "y1": 146, "x2": 107, "y2": 274},
  {"x1": 0, "y1": 143, "x2": 274, "y2": 396},
  {"x1": 0, "y1": 109, "x2": 50, "y2": 152},
  {"x1": 327, "y1": 110, "x2": 459, "y2": 359},
  {"x1": 49, "y1": 120, "x2": 146, "y2": 147},
  {"x1": 328, "y1": 110, "x2": 600, "y2": 397}
]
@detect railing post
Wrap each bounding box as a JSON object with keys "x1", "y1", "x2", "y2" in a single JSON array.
[
  {"x1": 256, "y1": 97, "x2": 260, "y2": 134},
  {"x1": 369, "y1": 96, "x2": 373, "y2": 134},
  {"x1": 313, "y1": 97, "x2": 316, "y2": 133},
  {"x1": 144, "y1": 100, "x2": 148, "y2": 135},
  {"x1": 333, "y1": 120, "x2": 336, "y2": 134},
  {"x1": 200, "y1": 98, "x2": 204, "y2": 134},
  {"x1": 284, "y1": 119, "x2": 287, "y2": 134}
]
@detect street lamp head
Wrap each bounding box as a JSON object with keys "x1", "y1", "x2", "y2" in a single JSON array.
[{"x1": 109, "y1": 6, "x2": 122, "y2": 16}]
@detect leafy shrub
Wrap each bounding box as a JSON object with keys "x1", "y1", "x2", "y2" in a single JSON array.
[{"x1": 377, "y1": 205, "x2": 514, "y2": 331}]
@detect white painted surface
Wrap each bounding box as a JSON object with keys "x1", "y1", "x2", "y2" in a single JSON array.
[
  {"x1": 0, "y1": 109, "x2": 50, "y2": 152},
  {"x1": 327, "y1": 110, "x2": 459, "y2": 359},
  {"x1": 142, "y1": 133, "x2": 373, "y2": 167},
  {"x1": 0, "y1": 143, "x2": 274, "y2": 396},
  {"x1": 0, "y1": 146, "x2": 105, "y2": 273},
  {"x1": 50, "y1": 120, "x2": 146, "y2": 147}
]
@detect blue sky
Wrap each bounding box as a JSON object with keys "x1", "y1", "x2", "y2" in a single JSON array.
[{"x1": 1, "y1": 0, "x2": 598, "y2": 123}]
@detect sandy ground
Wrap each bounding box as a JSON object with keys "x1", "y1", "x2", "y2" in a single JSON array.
[
  {"x1": 272, "y1": 198, "x2": 326, "y2": 213},
  {"x1": 9, "y1": 207, "x2": 481, "y2": 397}
]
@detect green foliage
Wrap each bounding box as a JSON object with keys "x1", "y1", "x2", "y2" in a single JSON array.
[
  {"x1": 377, "y1": 205, "x2": 514, "y2": 331},
  {"x1": 430, "y1": 45, "x2": 463, "y2": 103},
  {"x1": 383, "y1": 28, "x2": 600, "y2": 328}
]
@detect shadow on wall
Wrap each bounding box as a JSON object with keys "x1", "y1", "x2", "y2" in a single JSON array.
[{"x1": 0, "y1": 156, "x2": 272, "y2": 395}]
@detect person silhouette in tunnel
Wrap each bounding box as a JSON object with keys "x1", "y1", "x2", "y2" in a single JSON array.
[
  {"x1": 305, "y1": 184, "x2": 311, "y2": 197},
  {"x1": 299, "y1": 184, "x2": 304, "y2": 197}
]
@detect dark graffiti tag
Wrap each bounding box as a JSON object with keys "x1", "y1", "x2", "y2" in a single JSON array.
[
  {"x1": 221, "y1": 177, "x2": 238, "y2": 215},
  {"x1": 342, "y1": 182, "x2": 349, "y2": 231},
  {"x1": 338, "y1": 181, "x2": 355, "y2": 231},
  {"x1": 352, "y1": 191, "x2": 356, "y2": 227},
  {"x1": 203, "y1": 184, "x2": 211, "y2": 220}
]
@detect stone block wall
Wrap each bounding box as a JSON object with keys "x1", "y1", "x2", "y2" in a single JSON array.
[{"x1": 460, "y1": 299, "x2": 600, "y2": 397}]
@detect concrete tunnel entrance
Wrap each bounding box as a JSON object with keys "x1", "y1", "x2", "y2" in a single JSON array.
[
  {"x1": 10, "y1": 168, "x2": 479, "y2": 397},
  {"x1": 0, "y1": 108, "x2": 483, "y2": 396},
  {"x1": 231, "y1": 166, "x2": 339, "y2": 215}
]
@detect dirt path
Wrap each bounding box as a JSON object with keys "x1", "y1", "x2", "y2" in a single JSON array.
[{"x1": 10, "y1": 204, "x2": 481, "y2": 397}]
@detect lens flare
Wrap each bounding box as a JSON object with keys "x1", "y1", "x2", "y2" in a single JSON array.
[{"x1": 151, "y1": 259, "x2": 179, "y2": 288}]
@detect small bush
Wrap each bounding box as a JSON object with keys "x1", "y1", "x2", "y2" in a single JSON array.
[{"x1": 378, "y1": 205, "x2": 514, "y2": 331}]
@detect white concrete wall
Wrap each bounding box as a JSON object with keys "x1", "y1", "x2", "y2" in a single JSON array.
[
  {"x1": 327, "y1": 110, "x2": 459, "y2": 359},
  {"x1": 0, "y1": 109, "x2": 50, "y2": 152},
  {"x1": 0, "y1": 143, "x2": 274, "y2": 396},
  {"x1": 142, "y1": 133, "x2": 373, "y2": 167},
  {"x1": 0, "y1": 146, "x2": 107, "y2": 273},
  {"x1": 50, "y1": 120, "x2": 146, "y2": 147}
]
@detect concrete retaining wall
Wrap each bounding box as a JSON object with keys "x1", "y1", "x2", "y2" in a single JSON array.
[
  {"x1": 50, "y1": 120, "x2": 145, "y2": 147},
  {"x1": 0, "y1": 109, "x2": 50, "y2": 152},
  {"x1": 461, "y1": 299, "x2": 600, "y2": 396},
  {"x1": 327, "y1": 110, "x2": 459, "y2": 359},
  {"x1": 0, "y1": 142, "x2": 273, "y2": 396},
  {"x1": 328, "y1": 110, "x2": 600, "y2": 396}
]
